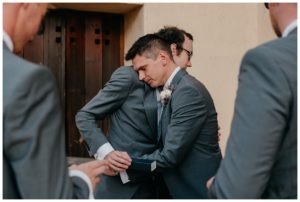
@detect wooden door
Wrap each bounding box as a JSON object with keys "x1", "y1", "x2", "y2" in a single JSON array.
[{"x1": 22, "y1": 9, "x2": 124, "y2": 157}]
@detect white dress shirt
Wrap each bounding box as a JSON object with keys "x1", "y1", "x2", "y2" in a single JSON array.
[
  {"x1": 156, "y1": 66, "x2": 181, "y2": 122},
  {"x1": 282, "y1": 19, "x2": 297, "y2": 37},
  {"x1": 3, "y1": 31, "x2": 14, "y2": 52}
]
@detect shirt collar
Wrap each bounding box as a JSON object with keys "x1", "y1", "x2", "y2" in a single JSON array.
[
  {"x1": 3, "y1": 31, "x2": 14, "y2": 52},
  {"x1": 282, "y1": 19, "x2": 297, "y2": 37},
  {"x1": 163, "y1": 66, "x2": 181, "y2": 89}
]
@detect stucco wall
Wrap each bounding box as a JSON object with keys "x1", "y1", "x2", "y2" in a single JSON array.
[{"x1": 124, "y1": 3, "x2": 276, "y2": 154}]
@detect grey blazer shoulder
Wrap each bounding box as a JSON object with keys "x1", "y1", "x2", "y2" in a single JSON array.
[
  {"x1": 3, "y1": 46, "x2": 89, "y2": 199},
  {"x1": 76, "y1": 66, "x2": 157, "y2": 156},
  {"x1": 209, "y1": 29, "x2": 297, "y2": 199}
]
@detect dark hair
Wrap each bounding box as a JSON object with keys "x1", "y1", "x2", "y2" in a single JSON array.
[
  {"x1": 125, "y1": 33, "x2": 173, "y2": 61},
  {"x1": 156, "y1": 26, "x2": 193, "y2": 55}
]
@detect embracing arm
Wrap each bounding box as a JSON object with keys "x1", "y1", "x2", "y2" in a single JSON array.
[{"x1": 75, "y1": 67, "x2": 135, "y2": 158}]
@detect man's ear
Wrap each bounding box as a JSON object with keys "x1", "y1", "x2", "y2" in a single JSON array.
[
  {"x1": 170, "y1": 43, "x2": 177, "y2": 55},
  {"x1": 158, "y1": 51, "x2": 168, "y2": 66}
]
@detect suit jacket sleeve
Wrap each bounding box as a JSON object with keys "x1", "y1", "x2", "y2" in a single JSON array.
[
  {"x1": 75, "y1": 67, "x2": 135, "y2": 156},
  {"x1": 208, "y1": 47, "x2": 292, "y2": 198},
  {"x1": 4, "y1": 67, "x2": 89, "y2": 198},
  {"x1": 141, "y1": 85, "x2": 209, "y2": 168}
]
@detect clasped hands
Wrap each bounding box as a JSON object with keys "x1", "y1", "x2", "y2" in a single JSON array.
[
  {"x1": 104, "y1": 150, "x2": 132, "y2": 174},
  {"x1": 69, "y1": 151, "x2": 131, "y2": 191}
]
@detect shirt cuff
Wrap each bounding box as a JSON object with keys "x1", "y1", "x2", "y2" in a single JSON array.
[
  {"x1": 94, "y1": 143, "x2": 114, "y2": 160},
  {"x1": 69, "y1": 169, "x2": 94, "y2": 199},
  {"x1": 94, "y1": 143, "x2": 130, "y2": 184},
  {"x1": 120, "y1": 171, "x2": 131, "y2": 184}
]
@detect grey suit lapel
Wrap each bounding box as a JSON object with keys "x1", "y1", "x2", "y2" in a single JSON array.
[
  {"x1": 170, "y1": 68, "x2": 187, "y2": 87},
  {"x1": 288, "y1": 28, "x2": 297, "y2": 36},
  {"x1": 143, "y1": 84, "x2": 157, "y2": 137},
  {"x1": 157, "y1": 69, "x2": 187, "y2": 143},
  {"x1": 3, "y1": 41, "x2": 9, "y2": 51}
]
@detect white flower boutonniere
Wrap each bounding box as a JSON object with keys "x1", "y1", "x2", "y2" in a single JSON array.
[{"x1": 159, "y1": 85, "x2": 174, "y2": 106}]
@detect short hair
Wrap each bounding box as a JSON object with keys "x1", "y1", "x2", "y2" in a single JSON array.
[
  {"x1": 125, "y1": 33, "x2": 173, "y2": 61},
  {"x1": 156, "y1": 26, "x2": 193, "y2": 55}
]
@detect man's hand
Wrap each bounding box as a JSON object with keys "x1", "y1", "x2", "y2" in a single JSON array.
[
  {"x1": 69, "y1": 160, "x2": 110, "y2": 191},
  {"x1": 105, "y1": 151, "x2": 132, "y2": 172},
  {"x1": 206, "y1": 176, "x2": 215, "y2": 189},
  {"x1": 218, "y1": 125, "x2": 221, "y2": 142}
]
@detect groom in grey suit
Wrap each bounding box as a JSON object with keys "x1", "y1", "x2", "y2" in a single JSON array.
[
  {"x1": 207, "y1": 3, "x2": 297, "y2": 199},
  {"x1": 125, "y1": 34, "x2": 222, "y2": 198}
]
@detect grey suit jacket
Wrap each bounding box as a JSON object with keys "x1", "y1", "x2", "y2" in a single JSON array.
[
  {"x1": 208, "y1": 29, "x2": 297, "y2": 199},
  {"x1": 3, "y1": 43, "x2": 89, "y2": 198},
  {"x1": 140, "y1": 69, "x2": 222, "y2": 198},
  {"x1": 76, "y1": 66, "x2": 158, "y2": 198}
]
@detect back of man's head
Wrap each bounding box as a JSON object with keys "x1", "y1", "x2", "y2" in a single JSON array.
[
  {"x1": 125, "y1": 33, "x2": 173, "y2": 61},
  {"x1": 156, "y1": 26, "x2": 193, "y2": 55}
]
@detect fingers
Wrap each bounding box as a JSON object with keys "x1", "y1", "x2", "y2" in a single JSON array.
[
  {"x1": 84, "y1": 160, "x2": 117, "y2": 176},
  {"x1": 105, "y1": 151, "x2": 131, "y2": 172},
  {"x1": 108, "y1": 151, "x2": 132, "y2": 164},
  {"x1": 206, "y1": 176, "x2": 215, "y2": 189},
  {"x1": 84, "y1": 159, "x2": 108, "y2": 169},
  {"x1": 69, "y1": 164, "x2": 77, "y2": 169},
  {"x1": 217, "y1": 125, "x2": 221, "y2": 142},
  {"x1": 91, "y1": 161, "x2": 119, "y2": 176},
  {"x1": 104, "y1": 167, "x2": 119, "y2": 176},
  {"x1": 92, "y1": 163, "x2": 110, "y2": 176},
  {"x1": 107, "y1": 160, "x2": 127, "y2": 172},
  {"x1": 91, "y1": 176, "x2": 101, "y2": 191},
  {"x1": 94, "y1": 176, "x2": 101, "y2": 185}
]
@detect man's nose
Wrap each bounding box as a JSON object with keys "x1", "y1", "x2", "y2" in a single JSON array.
[{"x1": 186, "y1": 60, "x2": 192, "y2": 68}]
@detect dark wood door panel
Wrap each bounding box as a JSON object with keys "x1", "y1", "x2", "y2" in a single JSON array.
[
  {"x1": 23, "y1": 34, "x2": 44, "y2": 64},
  {"x1": 65, "y1": 13, "x2": 87, "y2": 157},
  {"x1": 43, "y1": 12, "x2": 66, "y2": 110},
  {"x1": 84, "y1": 16, "x2": 103, "y2": 103},
  {"x1": 22, "y1": 9, "x2": 123, "y2": 157}
]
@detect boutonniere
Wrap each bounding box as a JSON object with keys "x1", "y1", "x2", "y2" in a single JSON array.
[{"x1": 159, "y1": 85, "x2": 174, "y2": 106}]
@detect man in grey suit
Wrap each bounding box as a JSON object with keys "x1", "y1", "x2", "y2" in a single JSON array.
[
  {"x1": 207, "y1": 3, "x2": 297, "y2": 199},
  {"x1": 75, "y1": 27, "x2": 196, "y2": 198},
  {"x1": 125, "y1": 34, "x2": 222, "y2": 198},
  {"x1": 3, "y1": 3, "x2": 111, "y2": 199},
  {"x1": 76, "y1": 66, "x2": 158, "y2": 198}
]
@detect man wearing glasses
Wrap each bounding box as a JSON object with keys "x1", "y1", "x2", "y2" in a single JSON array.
[
  {"x1": 158, "y1": 27, "x2": 194, "y2": 69},
  {"x1": 207, "y1": 3, "x2": 297, "y2": 199}
]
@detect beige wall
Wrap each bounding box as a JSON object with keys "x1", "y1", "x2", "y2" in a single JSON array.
[{"x1": 124, "y1": 3, "x2": 276, "y2": 154}]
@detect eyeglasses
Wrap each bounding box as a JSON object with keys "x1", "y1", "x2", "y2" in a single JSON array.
[
  {"x1": 182, "y1": 48, "x2": 193, "y2": 61},
  {"x1": 264, "y1": 3, "x2": 269, "y2": 9}
]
